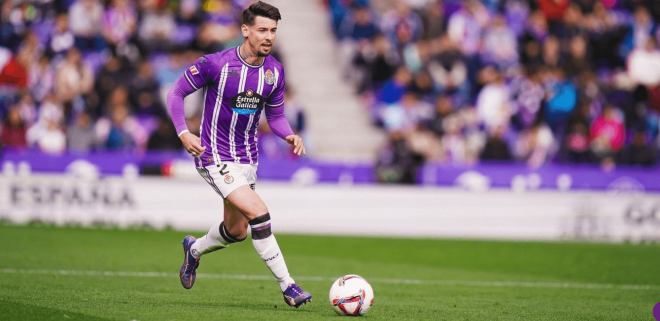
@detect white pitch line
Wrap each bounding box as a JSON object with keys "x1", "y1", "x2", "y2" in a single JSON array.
[{"x1": 1, "y1": 268, "x2": 657, "y2": 291}]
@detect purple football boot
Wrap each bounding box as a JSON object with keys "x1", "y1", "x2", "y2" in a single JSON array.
[
  {"x1": 180, "y1": 235, "x2": 200, "y2": 289},
  {"x1": 283, "y1": 283, "x2": 312, "y2": 308}
]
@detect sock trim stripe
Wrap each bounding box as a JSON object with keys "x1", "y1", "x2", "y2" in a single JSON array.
[
  {"x1": 220, "y1": 222, "x2": 241, "y2": 244},
  {"x1": 248, "y1": 213, "x2": 271, "y2": 225},
  {"x1": 250, "y1": 221, "x2": 271, "y2": 228},
  {"x1": 251, "y1": 223, "x2": 271, "y2": 231}
]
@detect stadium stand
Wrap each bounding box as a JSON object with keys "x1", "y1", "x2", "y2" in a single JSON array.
[{"x1": 326, "y1": 0, "x2": 660, "y2": 182}]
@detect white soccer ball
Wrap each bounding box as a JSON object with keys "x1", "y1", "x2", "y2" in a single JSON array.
[{"x1": 328, "y1": 274, "x2": 374, "y2": 316}]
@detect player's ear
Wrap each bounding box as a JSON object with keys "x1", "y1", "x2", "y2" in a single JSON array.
[{"x1": 241, "y1": 24, "x2": 249, "y2": 38}]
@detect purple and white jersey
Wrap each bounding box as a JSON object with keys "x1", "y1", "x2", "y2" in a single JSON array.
[{"x1": 183, "y1": 47, "x2": 285, "y2": 166}]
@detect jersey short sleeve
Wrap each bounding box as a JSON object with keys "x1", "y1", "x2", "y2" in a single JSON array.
[
  {"x1": 265, "y1": 67, "x2": 285, "y2": 108},
  {"x1": 184, "y1": 55, "x2": 214, "y2": 91}
]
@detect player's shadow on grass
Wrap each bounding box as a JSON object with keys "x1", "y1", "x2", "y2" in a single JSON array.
[{"x1": 183, "y1": 300, "x2": 321, "y2": 315}]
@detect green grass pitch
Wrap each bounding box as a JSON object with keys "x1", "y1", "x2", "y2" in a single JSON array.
[{"x1": 0, "y1": 224, "x2": 658, "y2": 320}]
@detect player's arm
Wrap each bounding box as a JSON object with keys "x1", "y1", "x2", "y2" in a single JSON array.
[
  {"x1": 264, "y1": 68, "x2": 305, "y2": 156},
  {"x1": 166, "y1": 57, "x2": 210, "y2": 157}
]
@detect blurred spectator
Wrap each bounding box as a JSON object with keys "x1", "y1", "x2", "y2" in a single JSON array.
[
  {"x1": 420, "y1": 1, "x2": 446, "y2": 40},
  {"x1": 47, "y1": 13, "x2": 75, "y2": 59},
  {"x1": 1, "y1": 106, "x2": 27, "y2": 148},
  {"x1": 0, "y1": 1, "x2": 25, "y2": 51},
  {"x1": 543, "y1": 69, "x2": 577, "y2": 128},
  {"x1": 561, "y1": 122, "x2": 592, "y2": 163},
  {"x1": 627, "y1": 38, "x2": 660, "y2": 87},
  {"x1": 481, "y1": 15, "x2": 519, "y2": 71},
  {"x1": 0, "y1": 47, "x2": 27, "y2": 88},
  {"x1": 339, "y1": 6, "x2": 379, "y2": 40},
  {"x1": 618, "y1": 130, "x2": 658, "y2": 166},
  {"x1": 15, "y1": 93, "x2": 36, "y2": 126},
  {"x1": 620, "y1": 6, "x2": 656, "y2": 60},
  {"x1": 28, "y1": 55, "x2": 55, "y2": 103},
  {"x1": 590, "y1": 106, "x2": 625, "y2": 161},
  {"x1": 542, "y1": 36, "x2": 562, "y2": 68},
  {"x1": 131, "y1": 61, "x2": 162, "y2": 116},
  {"x1": 147, "y1": 117, "x2": 183, "y2": 151},
  {"x1": 353, "y1": 34, "x2": 400, "y2": 92},
  {"x1": 197, "y1": 0, "x2": 239, "y2": 53},
  {"x1": 537, "y1": 0, "x2": 570, "y2": 22},
  {"x1": 515, "y1": 121, "x2": 555, "y2": 168},
  {"x1": 139, "y1": 5, "x2": 176, "y2": 53},
  {"x1": 427, "y1": 36, "x2": 468, "y2": 94},
  {"x1": 511, "y1": 70, "x2": 544, "y2": 130},
  {"x1": 67, "y1": 112, "x2": 97, "y2": 152},
  {"x1": 480, "y1": 126, "x2": 513, "y2": 161},
  {"x1": 95, "y1": 103, "x2": 147, "y2": 151},
  {"x1": 426, "y1": 95, "x2": 454, "y2": 136},
  {"x1": 447, "y1": 0, "x2": 487, "y2": 58},
  {"x1": 476, "y1": 69, "x2": 512, "y2": 132},
  {"x1": 380, "y1": 2, "x2": 424, "y2": 49},
  {"x1": 379, "y1": 66, "x2": 413, "y2": 105},
  {"x1": 375, "y1": 131, "x2": 424, "y2": 184},
  {"x1": 69, "y1": 0, "x2": 105, "y2": 51},
  {"x1": 26, "y1": 98, "x2": 66, "y2": 155},
  {"x1": 94, "y1": 55, "x2": 132, "y2": 111},
  {"x1": 103, "y1": 0, "x2": 137, "y2": 46},
  {"x1": 338, "y1": 6, "x2": 380, "y2": 79},
  {"x1": 564, "y1": 34, "x2": 592, "y2": 78},
  {"x1": 55, "y1": 48, "x2": 93, "y2": 106}
]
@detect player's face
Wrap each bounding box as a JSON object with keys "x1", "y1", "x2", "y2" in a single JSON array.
[{"x1": 242, "y1": 16, "x2": 277, "y2": 57}]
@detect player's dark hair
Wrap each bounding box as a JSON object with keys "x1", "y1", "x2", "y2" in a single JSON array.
[{"x1": 242, "y1": 1, "x2": 281, "y2": 26}]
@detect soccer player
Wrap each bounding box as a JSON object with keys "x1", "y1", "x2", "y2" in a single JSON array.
[{"x1": 166, "y1": 1, "x2": 312, "y2": 308}]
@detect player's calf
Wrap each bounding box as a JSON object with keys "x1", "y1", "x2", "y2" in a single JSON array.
[
  {"x1": 191, "y1": 221, "x2": 246, "y2": 258},
  {"x1": 180, "y1": 222, "x2": 245, "y2": 289},
  {"x1": 249, "y1": 213, "x2": 309, "y2": 305}
]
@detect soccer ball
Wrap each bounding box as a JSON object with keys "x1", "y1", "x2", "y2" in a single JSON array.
[{"x1": 328, "y1": 274, "x2": 374, "y2": 316}]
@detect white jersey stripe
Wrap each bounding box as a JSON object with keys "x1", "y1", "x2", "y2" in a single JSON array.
[
  {"x1": 230, "y1": 65, "x2": 248, "y2": 163},
  {"x1": 244, "y1": 67, "x2": 264, "y2": 165},
  {"x1": 211, "y1": 64, "x2": 229, "y2": 165},
  {"x1": 184, "y1": 72, "x2": 198, "y2": 90},
  {"x1": 199, "y1": 86, "x2": 207, "y2": 136}
]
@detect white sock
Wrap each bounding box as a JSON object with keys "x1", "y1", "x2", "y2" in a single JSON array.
[
  {"x1": 249, "y1": 213, "x2": 295, "y2": 291},
  {"x1": 191, "y1": 222, "x2": 243, "y2": 258}
]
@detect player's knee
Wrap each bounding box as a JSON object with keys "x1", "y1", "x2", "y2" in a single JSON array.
[{"x1": 246, "y1": 205, "x2": 268, "y2": 220}]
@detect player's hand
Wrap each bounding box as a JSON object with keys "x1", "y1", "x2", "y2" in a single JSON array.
[
  {"x1": 180, "y1": 131, "x2": 206, "y2": 157},
  {"x1": 285, "y1": 135, "x2": 306, "y2": 156}
]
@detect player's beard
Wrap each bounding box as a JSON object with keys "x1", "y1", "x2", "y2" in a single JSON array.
[
  {"x1": 257, "y1": 41, "x2": 273, "y2": 57},
  {"x1": 257, "y1": 46, "x2": 271, "y2": 57}
]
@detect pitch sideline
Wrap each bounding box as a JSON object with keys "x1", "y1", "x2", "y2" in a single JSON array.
[{"x1": 0, "y1": 268, "x2": 656, "y2": 291}]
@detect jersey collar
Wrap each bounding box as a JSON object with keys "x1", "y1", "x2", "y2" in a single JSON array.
[{"x1": 236, "y1": 46, "x2": 265, "y2": 68}]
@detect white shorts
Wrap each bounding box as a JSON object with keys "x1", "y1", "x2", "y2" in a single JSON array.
[{"x1": 196, "y1": 162, "x2": 257, "y2": 198}]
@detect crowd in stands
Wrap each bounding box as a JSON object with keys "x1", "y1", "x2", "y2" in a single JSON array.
[
  {"x1": 328, "y1": 0, "x2": 660, "y2": 183},
  {"x1": 0, "y1": 0, "x2": 304, "y2": 159}
]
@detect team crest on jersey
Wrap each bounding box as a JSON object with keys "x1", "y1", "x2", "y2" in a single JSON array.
[
  {"x1": 189, "y1": 66, "x2": 199, "y2": 75},
  {"x1": 224, "y1": 174, "x2": 234, "y2": 184},
  {"x1": 230, "y1": 89, "x2": 264, "y2": 115},
  {"x1": 265, "y1": 69, "x2": 275, "y2": 85}
]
